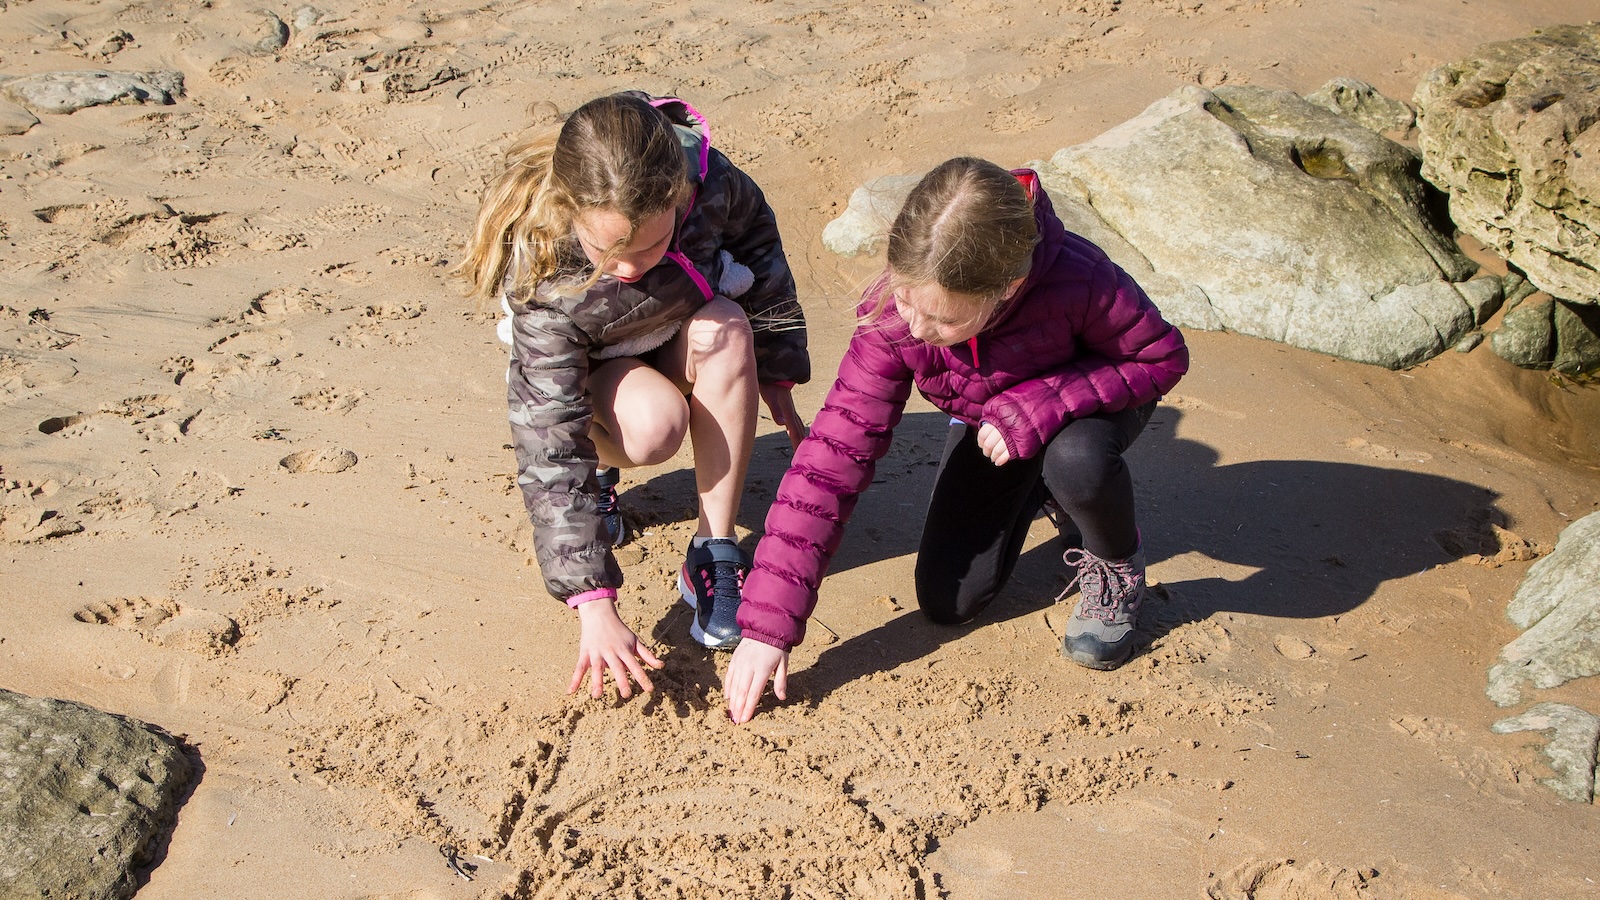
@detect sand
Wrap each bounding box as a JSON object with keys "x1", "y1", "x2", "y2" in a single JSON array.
[{"x1": 3, "y1": 0, "x2": 1599, "y2": 897}]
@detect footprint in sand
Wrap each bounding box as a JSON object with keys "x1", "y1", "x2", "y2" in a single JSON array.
[
  {"x1": 38, "y1": 395, "x2": 192, "y2": 440},
  {"x1": 73, "y1": 596, "x2": 238, "y2": 657},
  {"x1": 279, "y1": 447, "x2": 359, "y2": 473},
  {"x1": 37, "y1": 412, "x2": 99, "y2": 436},
  {"x1": 217, "y1": 287, "x2": 331, "y2": 326},
  {"x1": 992, "y1": 101, "x2": 1053, "y2": 134},
  {"x1": 293, "y1": 386, "x2": 367, "y2": 413},
  {"x1": 1206, "y1": 858, "x2": 1385, "y2": 899},
  {"x1": 0, "y1": 353, "x2": 79, "y2": 398}
]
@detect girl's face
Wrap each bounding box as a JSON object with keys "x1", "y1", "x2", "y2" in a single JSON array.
[
  {"x1": 892, "y1": 281, "x2": 1012, "y2": 346},
  {"x1": 572, "y1": 207, "x2": 677, "y2": 283}
]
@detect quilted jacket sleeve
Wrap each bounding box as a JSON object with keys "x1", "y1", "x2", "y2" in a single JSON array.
[
  {"x1": 506, "y1": 295, "x2": 623, "y2": 602},
  {"x1": 739, "y1": 318, "x2": 914, "y2": 650},
  {"x1": 983, "y1": 257, "x2": 1188, "y2": 461},
  {"x1": 708, "y1": 152, "x2": 810, "y2": 386}
]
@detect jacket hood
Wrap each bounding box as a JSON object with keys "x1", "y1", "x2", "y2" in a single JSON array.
[{"x1": 981, "y1": 168, "x2": 1066, "y2": 335}]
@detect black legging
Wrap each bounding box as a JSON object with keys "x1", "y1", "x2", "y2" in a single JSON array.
[{"x1": 915, "y1": 400, "x2": 1155, "y2": 625}]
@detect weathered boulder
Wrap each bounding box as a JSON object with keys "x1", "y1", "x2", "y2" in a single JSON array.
[
  {"x1": 821, "y1": 175, "x2": 922, "y2": 257},
  {"x1": 0, "y1": 689, "x2": 192, "y2": 899},
  {"x1": 0, "y1": 97, "x2": 38, "y2": 134},
  {"x1": 1492, "y1": 702, "x2": 1600, "y2": 803},
  {"x1": 1490, "y1": 295, "x2": 1557, "y2": 367},
  {"x1": 1553, "y1": 299, "x2": 1600, "y2": 374},
  {"x1": 1414, "y1": 24, "x2": 1600, "y2": 304},
  {"x1": 0, "y1": 70, "x2": 183, "y2": 114},
  {"x1": 1042, "y1": 84, "x2": 1501, "y2": 368},
  {"x1": 1304, "y1": 77, "x2": 1416, "y2": 134},
  {"x1": 1487, "y1": 511, "x2": 1600, "y2": 707},
  {"x1": 822, "y1": 167, "x2": 1221, "y2": 331}
]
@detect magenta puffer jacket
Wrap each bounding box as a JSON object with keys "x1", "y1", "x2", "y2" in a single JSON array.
[{"x1": 738, "y1": 171, "x2": 1188, "y2": 650}]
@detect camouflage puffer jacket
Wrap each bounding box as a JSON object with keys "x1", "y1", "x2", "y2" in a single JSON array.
[{"x1": 504, "y1": 95, "x2": 809, "y2": 604}]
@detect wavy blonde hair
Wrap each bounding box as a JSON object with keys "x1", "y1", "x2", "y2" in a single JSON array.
[
  {"x1": 865, "y1": 157, "x2": 1038, "y2": 322},
  {"x1": 454, "y1": 94, "x2": 691, "y2": 303}
]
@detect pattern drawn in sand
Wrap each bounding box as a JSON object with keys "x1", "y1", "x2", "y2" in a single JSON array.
[{"x1": 291, "y1": 662, "x2": 1176, "y2": 898}]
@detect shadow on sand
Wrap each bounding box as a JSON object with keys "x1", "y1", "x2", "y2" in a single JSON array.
[{"x1": 688, "y1": 405, "x2": 1507, "y2": 704}]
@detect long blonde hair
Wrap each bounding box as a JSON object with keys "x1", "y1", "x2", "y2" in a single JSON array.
[
  {"x1": 866, "y1": 156, "x2": 1038, "y2": 322},
  {"x1": 454, "y1": 94, "x2": 692, "y2": 302}
]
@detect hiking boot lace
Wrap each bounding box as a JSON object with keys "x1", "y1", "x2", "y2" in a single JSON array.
[{"x1": 1055, "y1": 547, "x2": 1144, "y2": 624}]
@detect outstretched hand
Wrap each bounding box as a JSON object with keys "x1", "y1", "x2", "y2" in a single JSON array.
[
  {"x1": 570, "y1": 598, "x2": 664, "y2": 699},
  {"x1": 759, "y1": 383, "x2": 808, "y2": 451},
  {"x1": 724, "y1": 638, "x2": 789, "y2": 724}
]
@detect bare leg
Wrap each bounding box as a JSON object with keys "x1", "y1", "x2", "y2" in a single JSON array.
[
  {"x1": 654, "y1": 297, "x2": 758, "y2": 537},
  {"x1": 588, "y1": 357, "x2": 689, "y2": 469}
]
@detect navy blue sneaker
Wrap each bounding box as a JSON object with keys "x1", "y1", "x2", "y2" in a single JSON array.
[
  {"x1": 595, "y1": 467, "x2": 628, "y2": 548},
  {"x1": 677, "y1": 538, "x2": 747, "y2": 650}
]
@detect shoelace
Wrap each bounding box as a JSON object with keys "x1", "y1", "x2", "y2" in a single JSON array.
[
  {"x1": 694, "y1": 557, "x2": 748, "y2": 592},
  {"x1": 1055, "y1": 548, "x2": 1143, "y2": 623},
  {"x1": 709, "y1": 560, "x2": 745, "y2": 603},
  {"x1": 596, "y1": 485, "x2": 620, "y2": 516}
]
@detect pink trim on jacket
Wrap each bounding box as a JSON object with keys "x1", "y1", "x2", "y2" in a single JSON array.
[
  {"x1": 566, "y1": 587, "x2": 617, "y2": 609},
  {"x1": 652, "y1": 96, "x2": 715, "y2": 302}
]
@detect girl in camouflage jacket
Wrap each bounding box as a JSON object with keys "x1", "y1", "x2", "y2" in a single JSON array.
[{"x1": 457, "y1": 92, "x2": 810, "y2": 700}]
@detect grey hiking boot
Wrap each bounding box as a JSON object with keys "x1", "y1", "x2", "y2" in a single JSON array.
[{"x1": 1058, "y1": 546, "x2": 1147, "y2": 670}]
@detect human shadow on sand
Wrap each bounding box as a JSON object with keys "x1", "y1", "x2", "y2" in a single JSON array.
[{"x1": 777, "y1": 405, "x2": 1506, "y2": 703}]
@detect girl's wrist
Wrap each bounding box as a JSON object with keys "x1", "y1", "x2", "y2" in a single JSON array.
[{"x1": 575, "y1": 597, "x2": 620, "y2": 625}]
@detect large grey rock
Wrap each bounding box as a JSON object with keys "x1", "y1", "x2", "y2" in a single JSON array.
[
  {"x1": 821, "y1": 175, "x2": 923, "y2": 257},
  {"x1": 1304, "y1": 77, "x2": 1416, "y2": 134},
  {"x1": 1552, "y1": 299, "x2": 1600, "y2": 375},
  {"x1": 1414, "y1": 24, "x2": 1600, "y2": 304},
  {"x1": 1490, "y1": 296, "x2": 1556, "y2": 367},
  {"x1": 1043, "y1": 84, "x2": 1499, "y2": 369},
  {"x1": 821, "y1": 167, "x2": 1223, "y2": 331},
  {"x1": 0, "y1": 689, "x2": 192, "y2": 899},
  {"x1": 1487, "y1": 511, "x2": 1600, "y2": 706},
  {"x1": 0, "y1": 70, "x2": 184, "y2": 114},
  {"x1": 1492, "y1": 702, "x2": 1600, "y2": 803}
]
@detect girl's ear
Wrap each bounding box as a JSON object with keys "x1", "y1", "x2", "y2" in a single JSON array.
[{"x1": 1002, "y1": 276, "x2": 1026, "y2": 301}]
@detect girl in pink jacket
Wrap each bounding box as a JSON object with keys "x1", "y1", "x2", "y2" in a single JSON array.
[{"x1": 725, "y1": 157, "x2": 1189, "y2": 722}]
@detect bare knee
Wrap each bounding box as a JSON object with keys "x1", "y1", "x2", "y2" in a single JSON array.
[
  {"x1": 683, "y1": 299, "x2": 755, "y2": 375},
  {"x1": 624, "y1": 413, "x2": 688, "y2": 465}
]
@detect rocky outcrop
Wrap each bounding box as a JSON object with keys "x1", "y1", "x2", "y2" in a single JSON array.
[
  {"x1": 0, "y1": 70, "x2": 184, "y2": 114},
  {"x1": 1041, "y1": 84, "x2": 1501, "y2": 369},
  {"x1": 1414, "y1": 25, "x2": 1600, "y2": 304},
  {"x1": 0, "y1": 690, "x2": 193, "y2": 899},
  {"x1": 1487, "y1": 511, "x2": 1600, "y2": 707},
  {"x1": 822, "y1": 84, "x2": 1502, "y2": 369},
  {"x1": 1304, "y1": 77, "x2": 1416, "y2": 134},
  {"x1": 1492, "y1": 703, "x2": 1600, "y2": 803}
]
